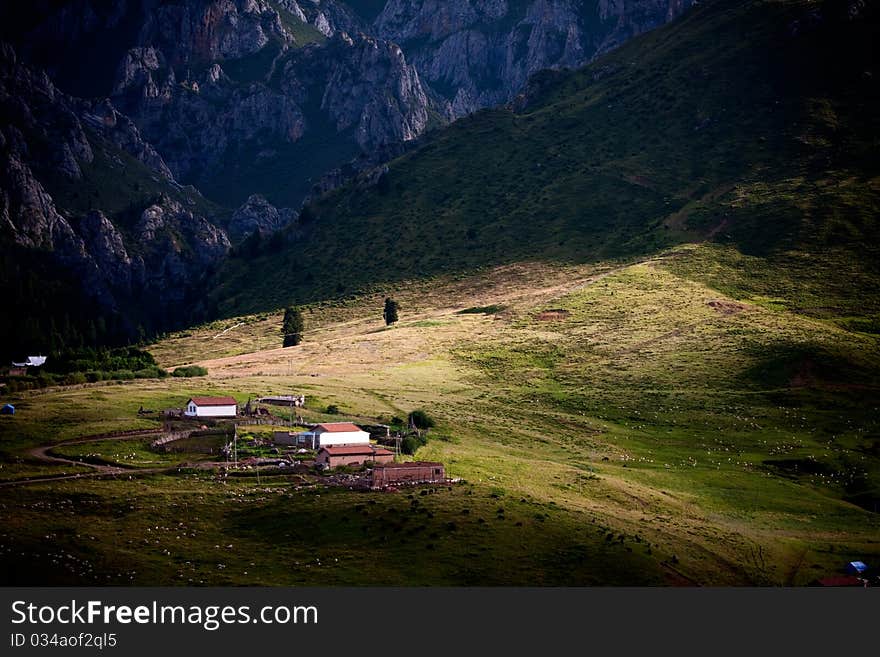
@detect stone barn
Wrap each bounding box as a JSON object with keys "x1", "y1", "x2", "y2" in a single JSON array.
[
  {"x1": 371, "y1": 462, "x2": 445, "y2": 489},
  {"x1": 316, "y1": 445, "x2": 395, "y2": 469}
]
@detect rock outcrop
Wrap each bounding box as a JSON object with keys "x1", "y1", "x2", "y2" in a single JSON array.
[
  {"x1": 371, "y1": 0, "x2": 694, "y2": 117},
  {"x1": 89, "y1": 1, "x2": 430, "y2": 205},
  {"x1": 228, "y1": 194, "x2": 296, "y2": 242},
  {"x1": 2, "y1": 1, "x2": 694, "y2": 206},
  {"x1": 0, "y1": 42, "x2": 231, "y2": 333}
]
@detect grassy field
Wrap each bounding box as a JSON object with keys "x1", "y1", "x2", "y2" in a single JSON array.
[{"x1": 1, "y1": 243, "x2": 878, "y2": 585}]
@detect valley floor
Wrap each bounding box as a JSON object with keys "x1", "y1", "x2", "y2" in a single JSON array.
[{"x1": 1, "y1": 244, "x2": 878, "y2": 585}]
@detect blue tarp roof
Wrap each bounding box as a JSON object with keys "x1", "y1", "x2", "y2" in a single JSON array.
[
  {"x1": 0, "y1": 404, "x2": 14, "y2": 414},
  {"x1": 847, "y1": 561, "x2": 868, "y2": 573}
]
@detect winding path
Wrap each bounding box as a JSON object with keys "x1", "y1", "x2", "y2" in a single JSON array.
[{"x1": 1, "y1": 430, "x2": 222, "y2": 488}]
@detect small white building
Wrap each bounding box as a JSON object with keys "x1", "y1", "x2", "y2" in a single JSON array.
[
  {"x1": 184, "y1": 396, "x2": 238, "y2": 418},
  {"x1": 12, "y1": 355, "x2": 47, "y2": 367},
  {"x1": 272, "y1": 422, "x2": 371, "y2": 448},
  {"x1": 313, "y1": 423, "x2": 371, "y2": 447}
]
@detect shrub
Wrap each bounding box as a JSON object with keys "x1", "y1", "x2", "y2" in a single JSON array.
[
  {"x1": 172, "y1": 365, "x2": 208, "y2": 377},
  {"x1": 401, "y1": 434, "x2": 428, "y2": 455},
  {"x1": 36, "y1": 373, "x2": 56, "y2": 387},
  {"x1": 408, "y1": 409, "x2": 435, "y2": 430},
  {"x1": 63, "y1": 372, "x2": 87, "y2": 385},
  {"x1": 326, "y1": 404, "x2": 340, "y2": 415}
]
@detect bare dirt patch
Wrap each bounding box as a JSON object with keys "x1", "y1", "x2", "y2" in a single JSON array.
[
  {"x1": 536, "y1": 309, "x2": 571, "y2": 321},
  {"x1": 706, "y1": 299, "x2": 749, "y2": 315}
]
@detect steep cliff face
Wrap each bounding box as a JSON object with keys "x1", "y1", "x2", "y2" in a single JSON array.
[
  {"x1": 110, "y1": 25, "x2": 428, "y2": 206},
  {"x1": 135, "y1": 0, "x2": 290, "y2": 65},
  {"x1": 0, "y1": 41, "x2": 170, "y2": 253},
  {"x1": 2, "y1": 1, "x2": 693, "y2": 207},
  {"x1": 228, "y1": 193, "x2": 296, "y2": 241},
  {"x1": 0, "y1": 42, "x2": 232, "y2": 338},
  {"x1": 284, "y1": 32, "x2": 428, "y2": 150},
  {"x1": 372, "y1": 0, "x2": 694, "y2": 117},
  {"x1": 0, "y1": 1, "x2": 431, "y2": 207},
  {"x1": 87, "y1": 0, "x2": 428, "y2": 206},
  {"x1": 278, "y1": 0, "x2": 368, "y2": 37}
]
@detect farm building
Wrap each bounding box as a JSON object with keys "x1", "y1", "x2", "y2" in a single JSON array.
[
  {"x1": 274, "y1": 430, "x2": 318, "y2": 449},
  {"x1": 371, "y1": 462, "x2": 445, "y2": 489},
  {"x1": 258, "y1": 395, "x2": 305, "y2": 407},
  {"x1": 316, "y1": 445, "x2": 395, "y2": 469},
  {"x1": 312, "y1": 423, "x2": 371, "y2": 447},
  {"x1": 184, "y1": 396, "x2": 238, "y2": 418},
  {"x1": 815, "y1": 576, "x2": 865, "y2": 587},
  {"x1": 847, "y1": 561, "x2": 868, "y2": 575},
  {"x1": 273, "y1": 423, "x2": 371, "y2": 449},
  {"x1": 11, "y1": 355, "x2": 47, "y2": 368}
]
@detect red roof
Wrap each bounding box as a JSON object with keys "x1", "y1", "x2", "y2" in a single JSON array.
[
  {"x1": 315, "y1": 423, "x2": 364, "y2": 433},
  {"x1": 373, "y1": 461, "x2": 443, "y2": 469},
  {"x1": 188, "y1": 396, "x2": 237, "y2": 407},
  {"x1": 320, "y1": 445, "x2": 391, "y2": 456}
]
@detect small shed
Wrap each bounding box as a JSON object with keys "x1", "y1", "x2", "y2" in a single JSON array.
[
  {"x1": 847, "y1": 561, "x2": 868, "y2": 575},
  {"x1": 0, "y1": 404, "x2": 14, "y2": 415}
]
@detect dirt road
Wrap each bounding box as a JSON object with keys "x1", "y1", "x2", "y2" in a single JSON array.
[{"x1": 1, "y1": 430, "x2": 195, "y2": 488}]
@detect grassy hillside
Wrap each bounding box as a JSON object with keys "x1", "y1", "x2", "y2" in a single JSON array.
[
  {"x1": 210, "y1": 0, "x2": 879, "y2": 318},
  {"x1": 2, "y1": 245, "x2": 878, "y2": 585}
]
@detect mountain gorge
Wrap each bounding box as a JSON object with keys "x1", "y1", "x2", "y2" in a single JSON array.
[
  {"x1": 4, "y1": 0, "x2": 693, "y2": 210},
  {"x1": 0, "y1": 41, "x2": 232, "y2": 348}
]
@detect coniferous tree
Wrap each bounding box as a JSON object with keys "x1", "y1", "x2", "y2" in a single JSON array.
[
  {"x1": 383, "y1": 297, "x2": 399, "y2": 325},
  {"x1": 282, "y1": 306, "x2": 304, "y2": 347}
]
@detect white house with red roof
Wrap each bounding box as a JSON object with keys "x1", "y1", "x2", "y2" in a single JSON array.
[
  {"x1": 312, "y1": 422, "x2": 371, "y2": 447},
  {"x1": 274, "y1": 422, "x2": 372, "y2": 448},
  {"x1": 184, "y1": 396, "x2": 238, "y2": 418}
]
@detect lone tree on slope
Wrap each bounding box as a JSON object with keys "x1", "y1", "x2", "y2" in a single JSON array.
[
  {"x1": 282, "y1": 306, "x2": 304, "y2": 347},
  {"x1": 383, "y1": 297, "x2": 400, "y2": 326}
]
